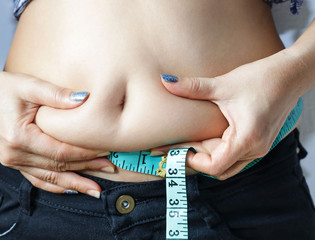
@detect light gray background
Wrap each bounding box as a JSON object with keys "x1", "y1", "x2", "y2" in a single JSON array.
[{"x1": 0, "y1": 1, "x2": 314, "y2": 199}]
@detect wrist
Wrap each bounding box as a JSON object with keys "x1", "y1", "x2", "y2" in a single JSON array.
[
  {"x1": 284, "y1": 19, "x2": 315, "y2": 95},
  {"x1": 267, "y1": 46, "x2": 312, "y2": 98},
  {"x1": 263, "y1": 48, "x2": 304, "y2": 100},
  {"x1": 286, "y1": 46, "x2": 314, "y2": 95}
]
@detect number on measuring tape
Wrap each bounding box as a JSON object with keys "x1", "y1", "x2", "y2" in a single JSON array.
[
  {"x1": 169, "y1": 230, "x2": 180, "y2": 237},
  {"x1": 108, "y1": 98, "x2": 304, "y2": 239},
  {"x1": 168, "y1": 180, "x2": 178, "y2": 187},
  {"x1": 166, "y1": 148, "x2": 189, "y2": 240},
  {"x1": 108, "y1": 148, "x2": 194, "y2": 239},
  {"x1": 170, "y1": 150, "x2": 180, "y2": 156},
  {"x1": 169, "y1": 199, "x2": 179, "y2": 205}
]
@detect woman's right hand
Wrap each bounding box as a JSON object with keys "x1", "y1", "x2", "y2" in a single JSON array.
[{"x1": 0, "y1": 71, "x2": 115, "y2": 198}]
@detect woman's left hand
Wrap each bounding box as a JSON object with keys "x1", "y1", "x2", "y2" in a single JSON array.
[{"x1": 152, "y1": 50, "x2": 303, "y2": 180}]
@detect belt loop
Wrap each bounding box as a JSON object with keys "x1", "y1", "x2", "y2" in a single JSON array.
[
  {"x1": 19, "y1": 178, "x2": 33, "y2": 216},
  {"x1": 101, "y1": 190, "x2": 108, "y2": 212},
  {"x1": 294, "y1": 129, "x2": 308, "y2": 160}
]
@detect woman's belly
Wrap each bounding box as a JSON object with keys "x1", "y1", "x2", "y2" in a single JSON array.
[{"x1": 5, "y1": 0, "x2": 287, "y2": 181}]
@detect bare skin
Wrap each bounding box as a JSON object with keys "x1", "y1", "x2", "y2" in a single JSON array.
[{"x1": 4, "y1": 0, "x2": 296, "y2": 184}]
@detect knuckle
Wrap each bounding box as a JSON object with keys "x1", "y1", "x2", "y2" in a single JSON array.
[
  {"x1": 5, "y1": 128, "x2": 23, "y2": 149},
  {"x1": 242, "y1": 133, "x2": 262, "y2": 154},
  {"x1": 70, "y1": 180, "x2": 88, "y2": 193},
  {"x1": 51, "y1": 144, "x2": 68, "y2": 162},
  {"x1": 42, "y1": 171, "x2": 59, "y2": 185},
  {"x1": 1, "y1": 149, "x2": 19, "y2": 167},
  {"x1": 190, "y1": 78, "x2": 203, "y2": 94},
  {"x1": 255, "y1": 145, "x2": 270, "y2": 158},
  {"x1": 53, "y1": 87, "x2": 68, "y2": 106},
  {"x1": 208, "y1": 168, "x2": 224, "y2": 178},
  {"x1": 53, "y1": 161, "x2": 68, "y2": 172},
  {"x1": 67, "y1": 182, "x2": 81, "y2": 191},
  {"x1": 216, "y1": 174, "x2": 228, "y2": 181},
  {"x1": 246, "y1": 136, "x2": 270, "y2": 159},
  {"x1": 78, "y1": 151, "x2": 89, "y2": 160},
  {"x1": 1, "y1": 157, "x2": 14, "y2": 167}
]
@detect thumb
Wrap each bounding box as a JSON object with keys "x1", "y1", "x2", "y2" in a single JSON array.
[
  {"x1": 160, "y1": 74, "x2": 221, "y2": 101},
  {"x1": 207, "y1": 129, "x2": 243, "y2": 177},
  {"x1": 21, "y1": 78, "x2": 89, "y2": 109},
  {"x1": 187, "y1": 126, "x2": 242, "y2": 177}
]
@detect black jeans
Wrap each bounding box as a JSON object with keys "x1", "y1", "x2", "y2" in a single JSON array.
[{"x1": 0, "y1": 129, "x2": 314, "y2": 240}]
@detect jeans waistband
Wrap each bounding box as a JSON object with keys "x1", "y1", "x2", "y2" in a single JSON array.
[
  {"x1": 0, "y1": 165, "x2": 200, "y2": 217},
  {"x1": 0, "y1": 128, "x2": 301, "y2": 216},
  {"x1": 198, "y1": 128, "x2": 301, "y2": 190}
]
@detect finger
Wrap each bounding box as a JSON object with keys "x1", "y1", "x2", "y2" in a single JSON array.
[
  {"x1": 19, "y1": 76, "x2": 89, "y2": 108},
  {"x1": 185, "y1": 148, "x2": 237, "y2": 178},
  {"x1": 188, "y1": 129, "x2": 245, "y2": 177},
  {"x1": 21, "y1": 153, "x2": 115, "y2": 173},
  {"x1": 208, "y1": 140, "x2": 245, "y2": 177},
  {"x1": 151, "y1": 138, "x2": 222, "y2": 157},
  {"x1": 216, "y1": 159, "x2": 253, "y2": 180},
  {"x1": 160, "y1": 74, "x2": 223, "y2": 101},
  {"x1": 203, "y1": 141, "x2": 241, "y2": 177},
  {"x1": 21, "y1": 123, "x2": 109, "y2": 162},
  {"x1": 21, "y1": 171, "x2": 68, "y2": 194},
  {"x1": 150, "y1": 142, "x2": 201, "y2": 156},
  {"x1": 21, "y1": 167, "x2": 102, "y2": 198}
]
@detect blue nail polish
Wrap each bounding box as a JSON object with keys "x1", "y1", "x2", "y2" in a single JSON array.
[
  {"x1": 161, "y1": 74, "x2": 178, "y2": 83},
  {"x1": 64, "y1": 190, "x2": 79, "y2": 195},
  {"x1": 71, "y1": 91, "x2": 89, "y2": 102}
]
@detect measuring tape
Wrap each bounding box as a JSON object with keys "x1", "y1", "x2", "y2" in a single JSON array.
[
  {"x1": 108, "y1": 148, "x2": 192, "y2": 239},
  {"x1": 108, "y1": 97, "x2": 303, "y2": 239},
  {"x1": 165, "y1": 148, "x2": 192, "y2": 239}
]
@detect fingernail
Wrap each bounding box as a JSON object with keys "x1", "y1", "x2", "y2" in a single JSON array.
[
  {"x1": 150, "y1": 150, "x2": 165, "y2": 156},
  {"x1": 97, "y1": 151, "x2": 110, "y2": 157},
  {"x1": 64, "y1": 190, "x2": 79, "y2": 195},
  {"x1": 87, "y1": 190, "x2": 100, "y2": 199},
  {"x1": 71, "y1": 91, "x2": 89, "y2": 102},
  {"x1": 161, "y1": 74, "x2": 178, "y2": 83},
  {"x1": 101, "y1": 167, "x2": 115, "y2": 173}
]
